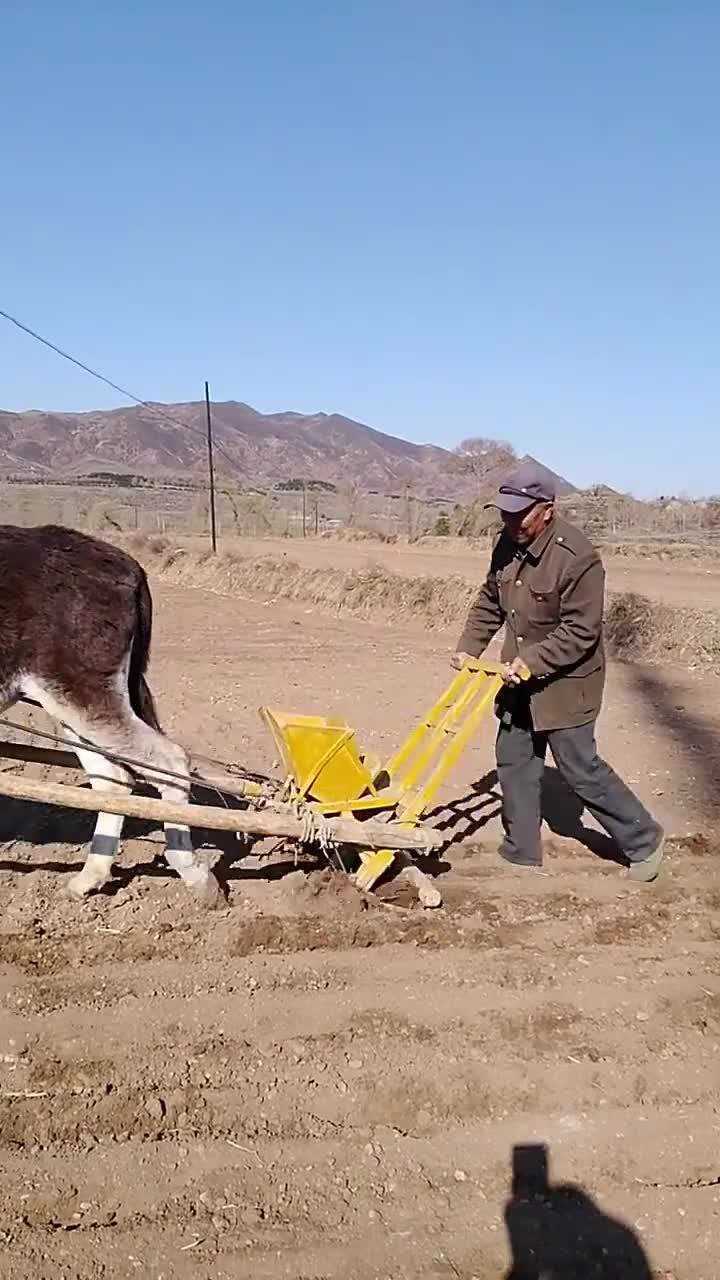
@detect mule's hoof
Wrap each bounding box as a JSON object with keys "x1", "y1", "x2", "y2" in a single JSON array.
[
  {"x1": 186, "y1": 870, "x2": 224, "y2": 909},
  {"x1": 418, "y1": 883, "x2": 442, "y2": 909},
  {"x1": 66, "y1": 877, "x2": 89, "y2": 900},
  {"x1": 66, "y1": 874, "x2": 102, "y2": 900}
]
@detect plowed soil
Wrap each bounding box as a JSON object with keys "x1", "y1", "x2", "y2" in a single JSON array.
[{"x1": 0, "y1": 580, "x2": 719, "y2": 1279}]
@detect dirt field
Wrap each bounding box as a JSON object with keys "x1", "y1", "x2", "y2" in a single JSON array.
[{"x1": 1, "y1": 570, "x2": 719, "y2": 1279}]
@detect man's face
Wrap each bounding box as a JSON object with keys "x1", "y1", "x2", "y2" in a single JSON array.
[{"x1": 502, "y1": 501, "x2": 554, "y2": 546}]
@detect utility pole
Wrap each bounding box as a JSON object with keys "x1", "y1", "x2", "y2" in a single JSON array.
[
  {"x1": 204, "y1": 380, "x2": 218, "y2": 554},
  {"x1": 302, "y1": 481, "x2": 307, "y2": 537}
]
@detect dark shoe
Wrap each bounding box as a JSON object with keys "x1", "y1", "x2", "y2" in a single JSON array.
[
  {"x1": 499, "y1": 847, "x2": 543, "y2": 869},
  {"x1": 628, "y1": 835, "x2": 666, "y2": 883}
]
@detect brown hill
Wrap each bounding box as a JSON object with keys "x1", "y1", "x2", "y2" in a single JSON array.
[
  {"x1": 0, "y1": 401, "x2": 575, "y2": 500},
  {"x1": 0, "y1": 401, "x2": 462, "y2": 497}
]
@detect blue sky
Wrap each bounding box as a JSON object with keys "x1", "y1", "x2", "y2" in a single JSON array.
[{"x1": 2, "y1": 1, "x2": 718, "y2": 496}]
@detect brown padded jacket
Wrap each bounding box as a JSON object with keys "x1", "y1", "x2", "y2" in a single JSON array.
[{"x1": 456, "y1": 515, "x2": 606, "y2": 732}]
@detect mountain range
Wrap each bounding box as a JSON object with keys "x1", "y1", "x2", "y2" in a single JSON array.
[{"x1": 0, "y1": 400, "x2": 573, "y2": 499}]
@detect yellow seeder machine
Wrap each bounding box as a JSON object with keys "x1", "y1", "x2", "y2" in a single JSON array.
[{"x1": 259, "y1": 658, "x2": 507, "y2": 905}]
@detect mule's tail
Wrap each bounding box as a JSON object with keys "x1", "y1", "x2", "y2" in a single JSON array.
[{"x1": 128, "y1": 568, "x2": 162, "y2": 731}]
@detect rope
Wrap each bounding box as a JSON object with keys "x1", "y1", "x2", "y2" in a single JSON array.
[
  {"x1": 278, "y1": 775, "x2": 343, "y2": 868},
  {"x1": 17, "y1": 697, "x2": 273, "y2": 787},
  {"x1": 187, "y1": 749, "x2": 272, "y2": 787},
  {"x1": 0, "y1": 714, "x2": 275, "y2": 811}
]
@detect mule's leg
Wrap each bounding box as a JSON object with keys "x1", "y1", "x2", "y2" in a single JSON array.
[
  {"x1": 1, "y1": 686, "x2": 127, "y2": 901},
  {"x1": 17, "y1": 679, "x2": 133, "y2": 899},
  {"x1": 109, "y1": 716, "x2": 221, "y2": 901},
  {"x1": 63, "y1": 718, "x2": 215, "y2": 899},
  {"x1": 71, "y1": 716, "x2": 213, "y2": 896},
  {"x1": 137, "y1": 731, "x2": 204, "y2": 888},
  {"x1": 20, "y1": 677, "x2": 219, "y2": 903},
  {"x1": 65, "y1": 740, "x2": 132, "y2": 899}
]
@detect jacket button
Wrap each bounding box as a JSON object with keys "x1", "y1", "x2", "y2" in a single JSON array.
[
  {"x1": 517, "y1": 635, "x2": 524, "y2": 643},
  {"x1": 516, "y1": 580, "x2": 522, "y2": 587}
]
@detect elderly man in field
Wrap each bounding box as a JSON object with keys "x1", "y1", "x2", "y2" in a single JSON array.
[{"x1": 452, "y1": 461, "x2": 665, "y2": 881}]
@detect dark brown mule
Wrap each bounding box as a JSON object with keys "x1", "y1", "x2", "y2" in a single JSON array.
[{"x1": 0, "y1": 525, "x2": 217, "y2": 899}]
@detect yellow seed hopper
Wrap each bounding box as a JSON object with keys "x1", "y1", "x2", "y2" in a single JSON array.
[{"x1": 259, "y1": 659, "x2": 509, "y2": 894}]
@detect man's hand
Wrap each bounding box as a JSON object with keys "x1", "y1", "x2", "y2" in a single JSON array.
[
  {"x1": 502, "y1": 657, "x2": 532, "y2": 685},
  {"x1": 451, "y1": 651, "x2": 475, "y2": 671}
]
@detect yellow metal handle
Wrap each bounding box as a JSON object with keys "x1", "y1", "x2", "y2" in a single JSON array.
[{"x1": 462, "y1": 658, "x2": 531, "y2": 682}]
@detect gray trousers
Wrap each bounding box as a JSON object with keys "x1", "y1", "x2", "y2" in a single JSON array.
[{"x1": 496, "y1": 715, "x2": 662, "y2": 866}]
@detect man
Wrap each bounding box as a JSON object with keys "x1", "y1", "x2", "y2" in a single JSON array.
[{"x1": 452, "y1": 461, "x2": 665, "y2": 881}]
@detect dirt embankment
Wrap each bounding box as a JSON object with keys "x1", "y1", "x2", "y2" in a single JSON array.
[{"x1": 128, "y1": 537, "x2": 720, "y2": 671}]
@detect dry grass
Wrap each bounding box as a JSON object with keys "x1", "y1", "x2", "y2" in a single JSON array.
[
  {"x1": 139, "y1": 544, "x2": 479, "y2": 626},
  {"x1": 604, "y1": 592, "x2": 720, "y2": 666},
  {"x1": 128, "y1": 532, "x2": 170, "y2": 556},
  {"x1": 127, "y1": 538, "x2": 720, "y2": 671},
  {"x1": 319, "y1": 526, "x2": 399, "y2": 544},
  {"x1": 599, "y1": 540, "x2": 720, "y2": 562}
]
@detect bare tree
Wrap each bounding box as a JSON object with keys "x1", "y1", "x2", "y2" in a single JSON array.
[
  {"x1": 448, "y1": 437, "x2": 517, "y2": 483},
  {"x1": 338, "y1": 479, "x2": 364, "y2": 529},
  {"x1": 703, "y1": 498, "x2": 720, "y2": 530}
]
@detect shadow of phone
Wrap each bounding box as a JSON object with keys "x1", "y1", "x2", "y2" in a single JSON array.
[{"x1": 505, "y1": 1142, "x2": 653, "y2": 1279}]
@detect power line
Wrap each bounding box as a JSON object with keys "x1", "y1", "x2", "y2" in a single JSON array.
[{"x1": 0, "y1": 306, "x2": 244, "y2": 478}]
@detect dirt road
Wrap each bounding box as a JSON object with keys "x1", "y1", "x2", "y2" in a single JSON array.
[{"x1": 0, "y1": 584, "x2": 719, "y2": 1278}]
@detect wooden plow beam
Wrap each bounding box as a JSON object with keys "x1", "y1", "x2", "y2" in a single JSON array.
[{"x1": 0, "y1": 766, "x2": 439, "y2": 853}]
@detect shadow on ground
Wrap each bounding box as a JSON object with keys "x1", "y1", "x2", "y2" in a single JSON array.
[
  {"x1": 503, "y1": 1142, "x2": 653, "y2": 1279},
  {"x1": 629, "y1": 665, "x2": 720, "y2": 819},
  {"x1": 427, "y1": 766, "x2": 624, "y2": 867}
]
